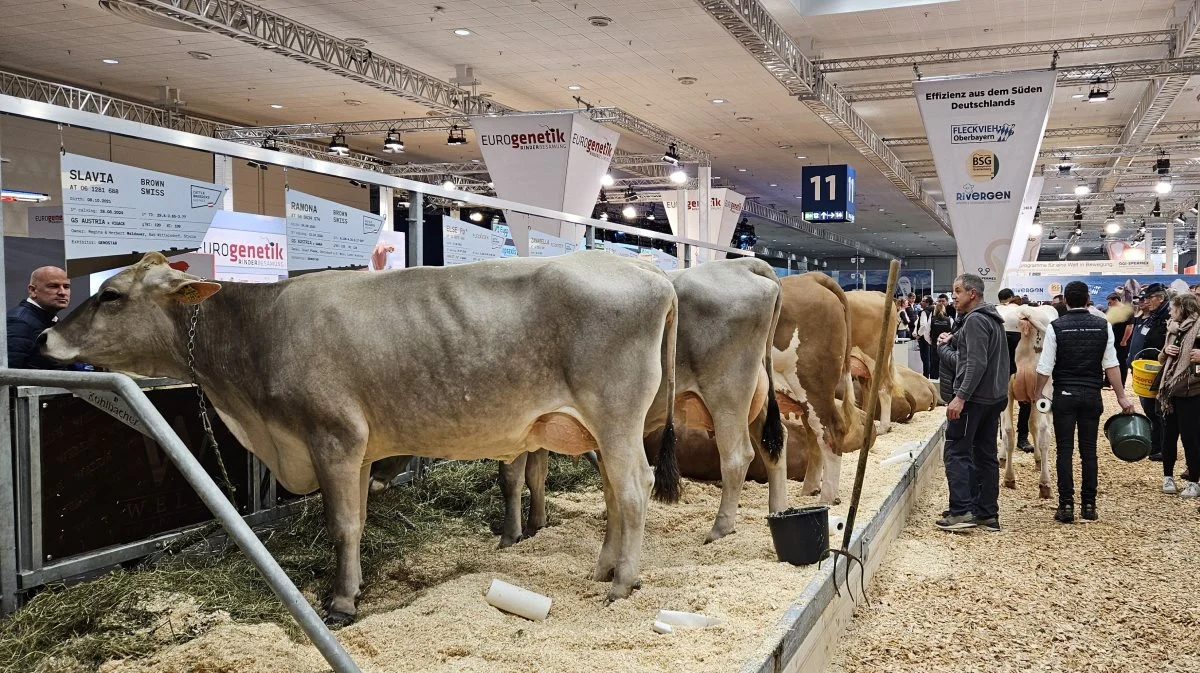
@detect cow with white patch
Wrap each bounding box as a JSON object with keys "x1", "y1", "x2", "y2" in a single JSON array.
[
  {"x1": 772, "y1": 273, "x2": 868, "y2": 504},
  {"x1": 846, "y1": 291, "x2": 903, "y2": 432},
  {"x1": 998, "y1": 303, "x2": 1060, "y2": 498},
  {"x1": 500, "y1": 258, "x2": 787, "y2": 545},
  {"x1": 40, "y1": 251, "x2": 680, "y2": 624}
]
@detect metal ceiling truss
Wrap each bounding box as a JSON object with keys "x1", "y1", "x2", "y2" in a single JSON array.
[
  {"x1": 696, "y1": 0, "x2": 951, "y2": 236},
  {"x1": 214, "y1": 108, "x2": 622, "y2": 141},
  {"x1": 123, "y1": 0, "x2": 709, "y2": 161},
  {"x1": 1099, "y1": 0, "x2": 1200, "y2": 193},
  {"x1": 740, "y1": 200, "x2": 899, "y2": 260},
  {"x1": 814, "y1": 30, "x2": 1174, "y2": 73},
  {"x1": 836, "y1": 54, "x2": 1200, "y2": 102}
]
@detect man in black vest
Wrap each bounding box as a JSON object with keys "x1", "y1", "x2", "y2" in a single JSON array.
[
  {"x1": 6, "y1": 266, "x2": 72, "y2": 369},
  {"x1": 1036, "y1": 281, "x2": 1136, "y2": 523}
]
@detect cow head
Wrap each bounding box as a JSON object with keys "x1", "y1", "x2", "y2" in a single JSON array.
[{"x1": 41, "y1": 252, "x2": 221, "y2": 375}]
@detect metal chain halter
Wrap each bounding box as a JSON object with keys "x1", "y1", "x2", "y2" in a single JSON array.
[{"x1": 187, "y1": 301, "x2": 238, "y2": 503}]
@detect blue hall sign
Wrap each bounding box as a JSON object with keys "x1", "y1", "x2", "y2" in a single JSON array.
[{"x1": 801, "y1": 164, "x2": 856, "y2": 223}]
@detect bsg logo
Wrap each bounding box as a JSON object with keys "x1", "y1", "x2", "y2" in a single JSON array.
[{"x1": 967, "y1": 150, "x2": 1000, "y2": 183}]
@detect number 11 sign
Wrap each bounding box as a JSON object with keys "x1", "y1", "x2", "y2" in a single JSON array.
[{"x1": 800, "y1": 164, "x2": 856, "y2": 223}]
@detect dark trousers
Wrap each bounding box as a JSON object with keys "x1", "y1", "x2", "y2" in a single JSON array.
[
  {"x1": 918, "y1": 338, "x2": 931, "y2": 378},
  {"x1": 1163, "y1": 410, "x2": 1181, "y2": 478},
  {"x1": 1115, "y1": 347, "x2": 1130, "y2": 387},
  {"x1": 1140, "y1": 395, "x2": 1165, "y2": 457},
  {"x1": 1052, "y1": 389, "x2": 1103, "y2": 506},
  {"x1": 944, "y1": 399, "x2": 1005, "y2": 519},
  {"x1": 1017, "y1": 401, "x2": 1031, "y2": 444},
  {"x1": 1169, "y1": 395, "x2": 1200, "y2": 480},
  {"x1": 929, "y1": 343, "x2": 942, "y2": 380}
]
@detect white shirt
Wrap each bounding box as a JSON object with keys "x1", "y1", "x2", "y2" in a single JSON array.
[{"x1": 1035, "y1": 309, "x2": 1120, "y2": 376}]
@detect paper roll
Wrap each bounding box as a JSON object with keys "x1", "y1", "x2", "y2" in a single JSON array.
[
  {"x1": 1036, "y1": 398, "x2": 1052, "y2": 413},
  {"x1": 828, "y1": 515, "x2": 846, "y2": 536},
  {"x1": 484, "y1": 579, "x2": 552, "y2": 621}
]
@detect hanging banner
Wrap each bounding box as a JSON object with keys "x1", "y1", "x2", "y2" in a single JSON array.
[
  {"x1": 285, "y1": 189, "x2": 384, "y2": 274},
  {"x1": 661, "y1": 188, "x2": 745, "y2": 262},
  {"x1": 914, "y1": 70, "x2": 1057, "y2": 299},
  {"x1": 1003, "y1": 176, "x2": 1044, "y2": 276},
  {"x1": 1017, "y1": 259, "x2": 1154, "y2": 276},
  {"x1": 528, "y1": 228, "x2": 579, "y2": 258},
  {"x1": 1105, "y1": 240, "x2": 1147, "y2": 262},
  {"x1": 1010, "y1": 274, "x2": 1194, "y2": 303},
  {"x1": 442, "y1": 217, "x2": 506, "y2": 266},
  {"x1": 60, "y1": 153, "x2": 227, "y2": 275},
  {"x1": 472, "y1": 113, "x2": 618, "y2": 256}
]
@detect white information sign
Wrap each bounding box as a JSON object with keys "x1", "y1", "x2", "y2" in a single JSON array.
[
  {"x1": 60, "y1": 153, "x2": 226, "y2": 266},
  {"x1": 1016, "y1": 260, "x2": 1154, "y2": 276},
  {"x1": 640, "y1": 248, "x2": 680, "y2": 271},
  {"x1": 528, "y1": 229, "x2": 579, "y2": 258},
  {"x1": 602, "y1": 242, "x2": 642, "y2": 259},
  {"x1": 285, "y1": 189, "x2": 384, "y2": 272},
  {"x1": 443, "y1": 217, "x2": 506, "y2": 266}
]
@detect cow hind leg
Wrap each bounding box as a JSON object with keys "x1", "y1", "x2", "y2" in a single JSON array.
[
  {"x1": 592, "y1": 455, "x2": 620, "y2": 583},
  {"x1": 793, "y1": 424, "x2": 822, "y2": 497},
  {"x1": 819, "y1": 442, "x2": 842, "y2": 506},
  {"x1": 751, "y1": 412, "x2": 789, "y2": 514},
  {"x1": 1003, "y1": 390, "x2": 1018, "y2": 489},
  {"x1": 878, "y1": 386, "x2": 893, "y2": 434},
  {"x1": 593, "y1": 433, "x2": 652, "y2": 602},
  {"x1": 705, "y1": 413, "x2": 756, "y2": 543},
  {"x1": 498, "y1": 453, "x2": 528, "y2": 548},
  {"x1": 525, "y1": 449, "x2": 550, "y2": 538}
]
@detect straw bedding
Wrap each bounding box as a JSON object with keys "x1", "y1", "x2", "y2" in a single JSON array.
[{"x1": 828, "y1": 390, "x2": 1200, "y2": 673}]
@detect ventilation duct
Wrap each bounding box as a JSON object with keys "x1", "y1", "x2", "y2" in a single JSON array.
[{"x1": 98, "y1": 0, "x2": 208, "y2": 33}]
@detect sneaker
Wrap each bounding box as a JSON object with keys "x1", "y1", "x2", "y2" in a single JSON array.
[
  {"x1": 1180, "y1": 482, "x2": 1200, "y2": 498},
  {"x1": 1149, "y1": 453, "x2": 1164, "y2": 462},
  {"x1": 935, "y1": 512, "x2": 977, "y2": 531},
  {"x1": 1164, "y1": 476, "x2": 1179, "y2": 494},
  {"x1": 1018, "y1": 440, "x2": 1034, "y2": 453},
  {"x1": 975, "y1": 517, "x2": 1000, "y2": 532},
  {"x1": 1054, "y1": 505, "x2": 1075, "y2": 523},
  {"x1": 1081, "y1": 504, "x2": 1098, "y2": 521}
]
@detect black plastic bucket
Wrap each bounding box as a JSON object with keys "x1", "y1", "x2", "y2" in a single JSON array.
[
  {"x1": 1104, "y1": 412, "x2": 1153, "y2": 462},
  {"x1": 766, "y1": 505, "x2": 829, "y2": 565}
]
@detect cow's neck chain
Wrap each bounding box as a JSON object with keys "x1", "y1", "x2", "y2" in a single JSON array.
[{"x1": 187, "y1": 302, "x2": 237, "y2": 502}]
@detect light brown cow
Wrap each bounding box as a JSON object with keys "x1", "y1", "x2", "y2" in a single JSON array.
[
  {"x1": 846, "y1": 291, "x2": 900, "y2": 432},
  {"x1": 771, "y1": 273, "x2": 868, "y2": 504},
  {"x1": 847, "y1": 347, "x2": 938, "y2": 423},
  {"x1": 998, "y1": 303, "x2": 1057, "y2": 498}
]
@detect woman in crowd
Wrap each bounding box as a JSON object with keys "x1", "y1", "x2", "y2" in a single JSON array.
[
  {"x1": 927, "y1": 299, "x2": 954, "y2": 381},
  {"x1": 1156, "y1": 292, "x2": 1200, "y2": 497}
]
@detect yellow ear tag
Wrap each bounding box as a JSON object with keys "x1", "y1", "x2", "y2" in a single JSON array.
[{"x1": 178, "y1": 285, "x2": 201, "y2": 302}]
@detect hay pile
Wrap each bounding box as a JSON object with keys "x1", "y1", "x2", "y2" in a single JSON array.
[
  {"x1": 829, "y1": 390, "x2": 1200, "y2": 673},
  {"x1": 2, "y1": 408, "x2": 944, "y2": 673}
]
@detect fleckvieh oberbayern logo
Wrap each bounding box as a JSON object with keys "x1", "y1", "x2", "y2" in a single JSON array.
[
  {"x1": 956, "y1": 183, "x2": 1011, "y2": 204},
  {"x1": 968, "y1": 150, "x2": 1000, "y2": 182},
  {"x1": 951, "y1": 123, "x2": 1015, "y2": 144}
]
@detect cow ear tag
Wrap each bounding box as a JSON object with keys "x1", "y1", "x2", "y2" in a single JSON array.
[{"x1": 171, "y1": 281, "x2": 222, "y2": 305}]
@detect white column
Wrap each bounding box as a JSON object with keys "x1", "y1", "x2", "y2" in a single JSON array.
[
  {"x1": 676, "y1": 186, "x2": 689, "y2": 267},
  {"x1": 213, "y1": 154, "x2": 234, "y2": 211},
  {"x1": 1166, "y1": 219, "x2": 1176, "y2": 273}
]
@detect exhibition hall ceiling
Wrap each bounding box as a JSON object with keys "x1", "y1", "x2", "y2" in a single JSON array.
[{"x1": 0, "y1": 0, "x2": 1193, "y2": 260}]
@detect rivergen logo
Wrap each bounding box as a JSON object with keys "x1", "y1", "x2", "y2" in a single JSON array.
[
  {"x1": 950, "y1": 123, "x2": 1016, "y2": 144},
  {"x1": 955, "y1": 183, "x2": 1012, "y2": 204},
  {"x1": 479, "y1": 125, "x2": 568, "y2": 150}
]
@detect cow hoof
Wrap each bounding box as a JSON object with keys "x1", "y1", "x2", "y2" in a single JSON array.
[
  {"x1": 324, "y1": 610, "x2": 356, "y2": 627},
  {"x1": 592, "y1": 566, "x2": 615, "y2": 582},
  {"x1": 604, "y1": 581, "x2": 641, "y2": 604},
  {"x1": 999, "y1": 458, "x2": 1007, "y2": 469},
  {"x1": 704, "y1": 526, "x2": 735, "y2": 544},
  {"x1": 498, "y1": 534, "x2": 523, "y2": 549},
  {"x1": 368, "y1": 478, "x2": 390, "y2": 494},
  {"x1": 1039, "y1": 484, "x2": 1052, "y2": 499},
  {"x1": 1004, "y1": 479, "x2": 1016, "y2": 490}
]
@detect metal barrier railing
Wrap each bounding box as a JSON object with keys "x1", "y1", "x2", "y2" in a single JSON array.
[{"x1": 0, "y1": 369, "x2": 362, "y2": 673}]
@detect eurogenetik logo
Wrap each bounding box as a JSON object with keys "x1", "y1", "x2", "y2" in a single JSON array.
[
  {"x1": 950, "y1": 123, "x2": 1016, "y2": 144},
  {"x1": 479, "y1": 125, "x2": 568, "y2": 150}
]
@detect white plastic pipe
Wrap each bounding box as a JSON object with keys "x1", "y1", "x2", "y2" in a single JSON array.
[
  {"x1": 484, "y1": 579, "x2": 552, "y2": 621},
  {"x1": 656, "y1": 609, "x2": 723, "y2": 628},
  {"x1": 652, "y1": 621, "x2": 674, "y2": 634},
  {"x1": 880, "y1": 451, "x2": 914, "y2": 467}
]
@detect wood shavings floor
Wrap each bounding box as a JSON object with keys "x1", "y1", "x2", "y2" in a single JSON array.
[
  {"x1": 828, "y1": 390, "x2": 1200, "y2": 673},
  {"x1": 98, "y1": 411, "x2": 947, "y2": 673}
]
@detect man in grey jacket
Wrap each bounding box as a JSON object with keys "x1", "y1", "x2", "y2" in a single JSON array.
[{"x1": 935, "y1": 273, "x2": 1011, "y2": 532}]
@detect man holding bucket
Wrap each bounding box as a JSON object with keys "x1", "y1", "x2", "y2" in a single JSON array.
[
  {"x1": 1128, "y1": 283, "x2": 1172, "y2": 462},
  {"x1": 1036, "y1": 281, "x2": 1137, "y2": 524}
]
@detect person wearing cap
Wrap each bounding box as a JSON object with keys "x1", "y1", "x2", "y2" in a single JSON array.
[
  {"x1": 1035, "y1": 281, "x2": 1136, "y2": 523},
  {"x1": 1128, "y1": 282, "x2": 1173, "y2": 462}
]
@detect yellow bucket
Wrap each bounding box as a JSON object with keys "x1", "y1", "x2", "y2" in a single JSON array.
[{"x1": 1131, "y1": 359, "x2": 1161, "y2": 399}]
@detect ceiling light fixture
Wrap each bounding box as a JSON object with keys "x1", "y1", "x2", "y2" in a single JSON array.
[
  {"x1": 624, "y1": 186, "x2": 639, "y2": 202},
  {"x1": 601, "y1": 173, "x2": 614, "y2": 187},
  {"x1": 647, "y1": 213, "x2": 656, "y2": 221},
  {"x1": 669, "y1": 168, "x2": 688, "y2": 184},
  {"x1": 383, "y1": 129, "x2": 405, "y2": 153},
  {"x1": 453, "y1": 28, "x2": 472, "y2": 36},
  {"x1": 1030, "y1": 223, "x2": 1044, "y2": 236},
  {"x1": 269, "y1": 103, "x2": 283, "y2": 109},
  {"x1": 1074, "y1": 225, "x2": 1083, "y2": 237},
  {"x1": 187, "y1": 50, "x2": 212, "y2": 60},
  {"x1": 442, "y1": 176, "x2": 456, "y2": 190},
  {"x1": 1070, "y1": 244, "x2": 1082, "y2": 254},
  {"x1": 598, "y1": 189, "x2": 608, "y2": 204},
  {"x1": 1106, "y1": 220, "x2": 1120, "y2": 234},
  {"x1": 622, "y1": 204, "x2": 637, "y2": 219},
  {"x1": 102, "y1": 58, "x2": 119, "y2": 64},
  {"x1": 446, "y1": 125, "x2": 468, "y2": 146},
  {"x1": 1152, "y1": 200, "x2": 1162, "y2": 218},
  {"x1": 567, "y1": 84, "x2": 583, "y2": 91},
  {"x1": 469, "y1": 211, "x2": 483, "y2": 222},
  {"x1": 1156, "y1": 176, "x2": 1173, "y2": 194},
  {"x1": 1048, "y1": 229, "x2": 1059, "y2": 240},
  {"x1": 1176, "y1": 213, "x2": 1188, "y2": 226},
  {"x1": 0, "y1": 189, "x2": 51, "y2": 203},
  {"x1": 661, "y1": 143, "x2": 681, "y2": 166},
  {"x1": 1074, "y1": 183, "x2": 1090, "y2": 196},
  {"x1": 710, "y1": 98, "x2": 726, "y2": 104},
  {"x1": 599, "y1": 211, "x2": 610, "y2": 221},
  {"x1": 327, "y1": 132, "x2": 350, "y2": 156},
  {"x1": 262, "y1": 137, "x2": 279, "y2": 152}
]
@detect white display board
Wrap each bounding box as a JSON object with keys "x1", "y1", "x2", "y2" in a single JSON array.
[
  {"x1": 640, "y1": 248, "x2": 680, "y2": 271},
  {"x1": 285, "y1": 189, "x2": 384, "y2": 273},
  {"x1": 60, "y1": 153, "x2": 226, "y2": 272},
  {"x1": 1017, "y1": 259, "x2": 1154, "y2": 276},
  {"x1": 443, "y1": 217, "x2": 506, "y2": 266},
  {"x1": 603, "y1": 242, "x2": 642, "y2": 259},
  {"x1": 202, "y1": 211, "x2": 288, "y2": 283},
  {"x1": 528, "y1": 228, "x2": 579, "y2": 258}
]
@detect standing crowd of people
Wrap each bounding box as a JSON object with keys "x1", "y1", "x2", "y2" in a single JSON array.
[{"x1": 926, "y1": 273, "x2": 1200, "y2": 532}]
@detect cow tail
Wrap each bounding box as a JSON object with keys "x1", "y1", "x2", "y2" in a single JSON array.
[
  {"x1": 652, "y1": 292, "x2": 681, "y2": 504},
  {"x1": 760, "y1": 276, "x2": 786, "y2": 463}
]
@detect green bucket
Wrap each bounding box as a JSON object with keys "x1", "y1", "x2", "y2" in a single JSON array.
[{"x1": 1104, "y1": 413, "x2": 1153, "y2": 462}]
